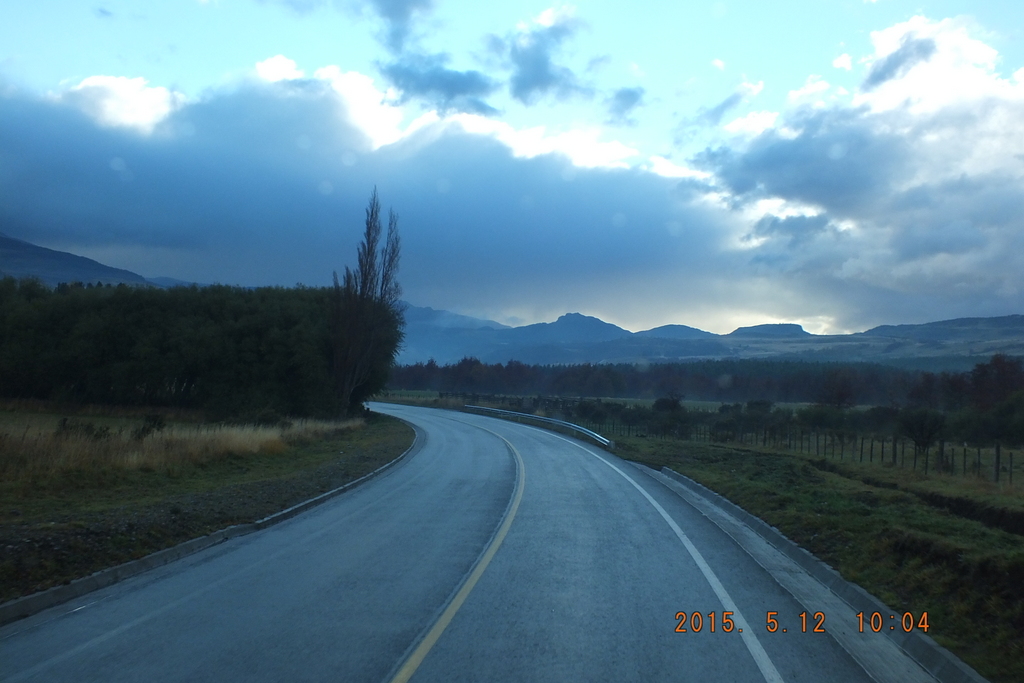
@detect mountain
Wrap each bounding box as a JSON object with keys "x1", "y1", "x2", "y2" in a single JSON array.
[
  {"x1": 3, "y1": 232, "x2": 1020, "y2": 369},
  {"x1": 404, "y1": 304, "x2": 508, "y2": 330},
  {"x1": 397, "y1": 313, "x2": 1024, "y2": 368},
  {"x1": 727, "y1": 323, "x2": 812, "y2": 338},
  {"x1": 503, "y1": 313, "x2": 631, "y2": 344},
  {"x1": 861, "y1": 316, "x2": 1024, "y2": 342},
  {"x1": 0, "y1": 232, "x2": 152, "y2": 287},
  {"x1": 633, "y1": 324, "x2": 715, "y2": 340}
]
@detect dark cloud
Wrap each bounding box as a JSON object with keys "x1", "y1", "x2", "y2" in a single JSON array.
[
  {"x1": 697, "y1": 107, "x2": 908, "y2": 213},
  {"x1": 94, "y1": 7, "x2": 113, "y2": 18},
  {"x1": 260, "y1": 0, "x2": 431, "y2": 52},
  {"x1": 380, "y1": 53, "x2": 498, "y2": 115},
  {"x1": 862, "y1": 35, "x2": 937, "y2": 91},
  {"x1": 0, "y1": 82, "x2": 723, "y2": 325},
  {"x1": 5, "y1": 54, "x2": 1024, "y2": 333},
  {"x1": 605, "y1": 87, "x2": 644, "y2": 125},
  {"x1": 492, "y1": 16, "x2": 591, "y2": 105},
  {"x1": 367, "y1": 0, "x2": 434, "y2": 52},
  {"x1": 674, "y1": 88, "x2": 749, "y2": 146},
  {"x1": 699, "y1": 91, "x2": 744, "y2": 125},
  {"x1": 752, "y1": 214, "x2": 830, "y2": 246},
  {"x1": 692, "y1": 93, "x2": 1024, "y2": 330}
]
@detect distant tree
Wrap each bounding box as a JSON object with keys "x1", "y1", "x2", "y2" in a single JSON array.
[
  {"x1": 817, "y1": 368, "x2": 855, "y2": 409},
  {"x1": 899, "y1": 408, "x2": 945, "y2": 462},
  {"x1": 653, "y1": 394, "x2": 682, "y2": 412},
  {"x1": 329, "y1": 188, "x2": 405, "y2": 414}
]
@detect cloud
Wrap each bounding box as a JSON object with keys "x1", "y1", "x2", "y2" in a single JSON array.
[
  {"x1": 256, "y1": 55, "x2": 305, "y2": 82},
  {"x1": 0, "y1": 76, "x2": 730, "y2": 332},
  {"x1": 855, "y1": 17, "x2": 1010, "y2": 114},
  {"x1": 261, "y1": 0, "x2": 432, "y2": 52},
  {"x1": 676, "y1": 80, "x2": 764, "y2": 144},
  {"x1": 495, "y1": 7, "x2": 591, "y2": 105},
  {"x1": 367, "y1": 0, "x2": 434, "y2": 52},
  {"x1": 862, "y1": 33, "x2": 937, "y2": 90},
  {"x1": 380, "y1": 53, "x2": 498, "y2": 115},
  {"x1": 4, "y1": 16, "x2": 1024, "y2": 335},
  {"x1": 693, "y1": 15, "x2": 1024, "y2": 330},
  {"x1": 604, "y1": 86, "x2": 644, "y2": 125},
  {"x1": 58, "y1": 76, "x2": 185, "y2": 133},
  {"x1": 832, "y1": 54, "x2": 852, "y2": 71},
  {"x1": 712, "y1": 59, "x2": 725, "y2": 71},
  {"x1": 787, "y1": 74, "x2": 830, "y2": 103},
  {"x1": 723, "y1": 110, "x2": 779, "y2": 136}
]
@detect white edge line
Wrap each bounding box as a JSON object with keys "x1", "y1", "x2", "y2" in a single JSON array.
[{"x1": 542, "y1": 430, "x2": 785, "y2": 683}]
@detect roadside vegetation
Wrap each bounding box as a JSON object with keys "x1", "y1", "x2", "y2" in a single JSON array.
[
  {"x1": 0, "y1": 408, "x2": 414, "y2": 602},
  {"x1": 0, "y1": 189, "x2": 412, "y2": 603},
  {"x1": 619, "y1": 436, "x2": 1023, "y2": 683}
]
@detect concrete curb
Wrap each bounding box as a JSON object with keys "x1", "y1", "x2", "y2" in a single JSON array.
[
  {"x1": 651, "y1": 464, "x2": 988, "y2": 683},
  {"x1": 0, "y1": 424, "x2": 422, "y2": 628}
]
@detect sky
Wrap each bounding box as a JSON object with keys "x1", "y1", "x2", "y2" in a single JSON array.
[{"x1": 1, "y1": 1, "x2": 1023, "y2": 334}]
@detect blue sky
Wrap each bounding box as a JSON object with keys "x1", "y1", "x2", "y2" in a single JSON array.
[{"x1": 2, "y1": 1, "x2": 1024, "y2": 334}]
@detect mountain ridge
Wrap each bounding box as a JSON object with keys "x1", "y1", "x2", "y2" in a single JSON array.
[{"x1": 3, "y1": 232, "x2": 1020, "y2": 369}]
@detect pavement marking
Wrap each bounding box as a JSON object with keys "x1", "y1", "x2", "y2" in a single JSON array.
[
  {"x1": 544, "y1": 431, "x2": 785, "y2": 683},
  {"x1": 385, "y1": 427, "x2": 525, "y2": 683}
]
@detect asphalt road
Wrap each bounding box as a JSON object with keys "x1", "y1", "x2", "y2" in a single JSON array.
[{"x1": 1, "y1": 404, "x2": 910, "y2": 682}]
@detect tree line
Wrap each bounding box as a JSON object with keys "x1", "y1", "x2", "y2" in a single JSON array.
[
  {"x1": 0, "y1": 190, "x2": 404, "y2": 420},
  {"x1": 391, "y1": 354, "x2": 1024, "y2": 450},
  {"x1": 390, "y1": 356, "x2": 919, "y2": 405}
]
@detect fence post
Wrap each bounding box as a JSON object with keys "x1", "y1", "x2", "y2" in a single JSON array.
[
  {"x1": 962, "y1": 446, "x2": 966, "y2": 476},
  {"x1": 860, "y1": 437, "x2": 865, "y2": 462},
  {"x1": 995, "y1": 442, "x2": 1001, "y2": 483},
  {"x1": 870, "y1": 439, "x2": 874, "y2": 463}
]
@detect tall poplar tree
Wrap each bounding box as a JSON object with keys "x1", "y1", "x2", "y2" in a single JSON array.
[{"x1": 329, "y1": 188, "x2": 405, "y2": 414}]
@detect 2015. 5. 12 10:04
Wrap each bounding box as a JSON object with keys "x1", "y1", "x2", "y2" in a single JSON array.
[{"x1": 674, "y1": 611, "x2": 930, "y2": 634}]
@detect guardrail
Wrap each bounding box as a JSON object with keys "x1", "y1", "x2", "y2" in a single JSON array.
[{"x1": 464, "y1": 405, "x2": 614, "y2": 449}]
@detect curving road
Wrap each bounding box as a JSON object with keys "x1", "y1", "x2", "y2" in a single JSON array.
[{"x1": 0, "y1": 404, "x2": 932, "y2": 682}]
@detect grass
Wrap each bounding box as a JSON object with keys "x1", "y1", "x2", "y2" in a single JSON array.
[
  {"x1": 0, "y1": 416, "x2": 362, "y2": 480},
  {"x1": 614, "y1": 434, "x2": 1024, "y2": 683},
  {"x1": 0, "y1": 409, "x2": 414, "y2": 602}
]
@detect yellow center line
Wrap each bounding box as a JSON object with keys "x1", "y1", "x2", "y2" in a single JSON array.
[{"x1": 386, "y1": 426, "x2": 525, "y2": 683}]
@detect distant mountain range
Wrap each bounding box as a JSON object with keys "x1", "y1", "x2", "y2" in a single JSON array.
[
  {"x1": 399, "y1": 310, "x2": 1024, "y2": 369},
  {"x1": 3, "y1": 232, "x2": 1021, "y2": 370}
]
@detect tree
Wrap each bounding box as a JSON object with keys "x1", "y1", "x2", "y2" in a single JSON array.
[
  {"x1": 899, "y1": 408, "x2": 945, "y2": 465},
  {"x1": 329, "y1": 188, "x2": 405, "y2": 414}
]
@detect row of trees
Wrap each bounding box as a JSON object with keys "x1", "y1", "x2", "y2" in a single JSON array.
[
  {"x1": 392, "y1": 354, "x2": 1024, "y2": 416},
  {"x1": 0, "y1": 190, "x2": 404, "y2": 419},
  {"x1": 419, "y1": 354, "x2": 1024, "y2": 458},
  {"x1": 391, "y1": 357, "x2": 918, "y2": 406}
]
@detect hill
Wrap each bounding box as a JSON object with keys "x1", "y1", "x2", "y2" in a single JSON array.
[{"x1": 0, "y1": 232, "x2": 152, "y2": 287}]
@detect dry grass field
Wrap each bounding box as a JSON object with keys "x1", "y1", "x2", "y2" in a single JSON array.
[{"x1": 0, "y1": 407, "x2": 414, "y2": 602}]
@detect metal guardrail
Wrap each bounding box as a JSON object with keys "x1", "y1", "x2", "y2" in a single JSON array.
[{"x1": 464, "y1": 405, "x2": 614, "y2": 449}]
